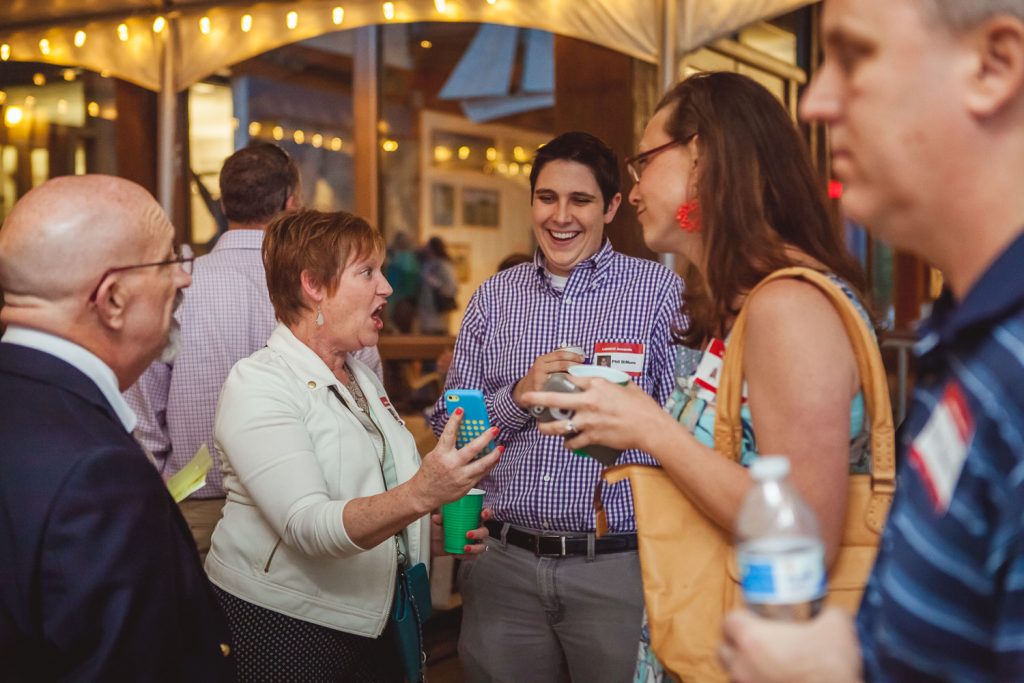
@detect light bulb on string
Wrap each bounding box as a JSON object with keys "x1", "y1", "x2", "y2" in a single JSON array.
[
  {"x1": 382, "y1": 3, "x2": 395, "y2": 20},
  {"x1": 5, "y1": 106, "x2": 24, "y2": 127},
  {"x1": 74, "y1": 30, "x2": 87, "y2": 47},
  {"x1": 39, "y1": 39, "x2": 51, "y2": 56},
  {"x1": 241, "y1": 14, "x2": 253, "y2": 32},
  {"x1": 118, "y1": 23, "x2": 129, "y2": 42},
  {"x1": 287, "y1": 11, "x2": 298, "y2": 29},
  {"x1": 153, "y1": 16, "x2": 166, "y2": 33},
  {"x1": 333, "y1": 7, "x2": 344, "y2": 25},
  {"x1": 0, "y1": 44, "x2": 10, "y2": 61},
  {"x1": 200, "y1": 16, "x2": 211, "y2": 35}
]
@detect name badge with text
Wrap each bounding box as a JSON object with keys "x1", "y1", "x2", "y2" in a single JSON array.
[{"x1": 593, "y1": 342, "x2": 645, "y2": 378}]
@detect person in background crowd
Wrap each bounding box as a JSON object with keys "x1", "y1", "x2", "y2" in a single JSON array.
[
  {"x1": 0, "y1": 175, "x2": 234, "y2": 680},
  {"x1": 719, "y1": 1, "x2": 1024, "y2": 681},
  {"x1": 417, "y1": 252, "x2": 526, "y2": 417},
  {"x1": 431, "y1": 131, "x2": 685, "y2": 682},
  {"x1": 418, "y1": 235, "x2": 458, "y2": 334},
  {"x1": 526, "y1": 71, "x2": 872, "y2": 682},
  {"x1": 125, "y1": 142, "x2": 383, "y2": 561},
  {"x1": 385, "y1": 230, "x2": 421, "y2": 333},
  {"x1": 206, "y1": 209, "x2": 498, "y2": 680}
]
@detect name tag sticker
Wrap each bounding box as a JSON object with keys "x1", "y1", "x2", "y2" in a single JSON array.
[
  {"x1": 693, "y1": 339, "x2": 726, "y2": 396},
  {"x1": 691, "y1": 339, "x2": 747, "y2": 403},
  {"x1": 908, "y1": 381, "x2": 973, "y2": 514},
  {"x1": 593, "y1": 342, "x2": 645, "y2": 378},
  {"x1": 380, "y1": 396, "x2": 405, "y2": 426}
]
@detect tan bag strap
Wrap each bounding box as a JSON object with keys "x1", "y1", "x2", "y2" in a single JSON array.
[
  {"x1": 713, "y1": 267, "x2": 896, "y2": 494},
  {"x1": 595, "y1": 463, "x2": 634, "y2": 536}
]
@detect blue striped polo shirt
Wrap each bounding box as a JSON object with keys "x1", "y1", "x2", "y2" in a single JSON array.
[{"x1": 857, "y1": 230, "x2": 1024, "y2": 681}]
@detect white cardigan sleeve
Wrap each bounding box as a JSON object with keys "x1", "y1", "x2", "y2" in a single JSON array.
[{"x1": 214, "y1": 358, "x2": 367, "y2": 558}]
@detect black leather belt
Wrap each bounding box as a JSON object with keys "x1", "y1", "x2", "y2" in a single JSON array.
[{"x1": 485, "y1": 520, "x2": 638, "y2": 557}]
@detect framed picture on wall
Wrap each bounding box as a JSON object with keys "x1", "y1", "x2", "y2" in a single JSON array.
[
  {"x1": 462, "y1": 187, "x2": 500, "y2": 227},
  {"x1": 432, "y1": 182, "x2": 456, "y2": 227},
  {"x1": 447, "y1": 242, "x2": 473, "y2": 283}
]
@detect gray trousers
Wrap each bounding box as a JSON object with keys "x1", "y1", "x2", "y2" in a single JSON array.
[{"x1": 458, "y1": 534, "x2": 644, "y2": 683}]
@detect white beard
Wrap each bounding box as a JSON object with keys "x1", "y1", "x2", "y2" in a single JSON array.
[
  {"x1": 159, "y1": 318, "x2": 181, "y2": 363},
  {"x1": 158, "y1": 291, "x2": 184, "y2": 364}
]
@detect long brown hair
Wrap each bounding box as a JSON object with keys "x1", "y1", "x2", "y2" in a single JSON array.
[{"x1": 658, "y1": 72, "x2": 867, "y2": 346}]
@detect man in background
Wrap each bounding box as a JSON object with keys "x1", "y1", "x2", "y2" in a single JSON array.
[
  {"x1": 0, "y1": 175, "x2": 233, "y2": 679},
  {"x1": 721, "y1": 1, "x2": 1024, "y2": 681},
  {"x1": 127, "y1": 143, "x2": 383, "y2": 560}
]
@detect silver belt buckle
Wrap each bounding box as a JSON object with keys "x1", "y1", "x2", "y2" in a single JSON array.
[{"x1": 535, "y1": 534, "x2": 567, "y2": 557}]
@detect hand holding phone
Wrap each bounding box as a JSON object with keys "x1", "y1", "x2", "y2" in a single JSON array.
[{"x1": 444, "y1": 389, "x2": 496, "y2": 455}]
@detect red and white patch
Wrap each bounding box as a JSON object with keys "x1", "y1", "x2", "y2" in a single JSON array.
[
  {"x1": 380, "y1": 396, "x2": 405, "y2": 425},
  {"x1": 692, "y1": 339, "x2": 747, "y2": 403},
  {"x1": 593, "y1": 342, "x2": 645, "y2": 377},
  {"x1": 908, "y1": 381, "x2": 974, "y2": 514}
]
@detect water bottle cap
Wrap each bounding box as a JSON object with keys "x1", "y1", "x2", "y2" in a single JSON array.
[{"x1": 750, "y1": 455, "x2": 791, "y2": 481}]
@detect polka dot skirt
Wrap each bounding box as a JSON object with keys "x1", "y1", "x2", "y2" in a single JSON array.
[{"x1": 214, "y1": 585, "x2": 403, "y2": 682}]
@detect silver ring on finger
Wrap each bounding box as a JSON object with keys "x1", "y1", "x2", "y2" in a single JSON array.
[{"x1": 565, "y1": 420, "x2": 579, "y2": 437}]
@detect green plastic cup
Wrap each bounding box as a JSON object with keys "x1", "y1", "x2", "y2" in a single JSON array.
[{"x1": 442, "y1": 488, "x2": 485, "y2": 554}]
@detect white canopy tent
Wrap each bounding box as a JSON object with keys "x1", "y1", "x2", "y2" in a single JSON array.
[{"x1": 0, "y1": 0, "x2": 816, "y2": 211}]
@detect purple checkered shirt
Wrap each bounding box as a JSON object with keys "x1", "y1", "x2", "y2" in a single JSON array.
[
  {"x1": 124, "y1": 229, "x2": 382, "y2": 498},
  {"x1": 430, "y1": 240, "x2": 684, "y2": 533}
]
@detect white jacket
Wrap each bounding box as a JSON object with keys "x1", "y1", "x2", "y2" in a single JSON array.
[{"x1": 206, "y1": 324, "x2": 430, "y2": 637}]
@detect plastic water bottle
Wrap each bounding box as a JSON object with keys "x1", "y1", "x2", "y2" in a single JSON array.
[{"x1": 735, "y1": 456, "x2": 826, "y2": 621}]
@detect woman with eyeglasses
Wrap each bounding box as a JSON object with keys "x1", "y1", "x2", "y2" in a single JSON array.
[{"x1": 524, "y1": 71, "x2": 875, "y2": 681}]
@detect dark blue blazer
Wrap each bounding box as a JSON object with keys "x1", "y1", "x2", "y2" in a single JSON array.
[{"x1": 0, "y1": 342, "x2": 235, "y2": 681}]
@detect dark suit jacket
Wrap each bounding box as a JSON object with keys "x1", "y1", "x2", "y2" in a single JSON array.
[{"x1": 0, "y1": 342, "x2": 235, "y2": 681}]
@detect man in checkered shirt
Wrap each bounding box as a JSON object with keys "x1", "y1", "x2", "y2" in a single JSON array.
[{"x1": 431, "y1": 132, "x2": 685, "y2": 682}]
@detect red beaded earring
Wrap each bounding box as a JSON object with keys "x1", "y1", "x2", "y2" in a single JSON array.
[{"x1": 676, "y1": 199, "x2": 701, "y2": 233}]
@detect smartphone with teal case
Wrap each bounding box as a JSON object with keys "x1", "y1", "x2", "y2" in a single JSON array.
[{"x1": 444, "y1": 389, "x2": 496, "y2": 455}]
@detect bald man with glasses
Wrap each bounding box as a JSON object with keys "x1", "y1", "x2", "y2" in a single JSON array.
[{"x1": 0, "y1": 175, "x2": 234, "y2": 680}]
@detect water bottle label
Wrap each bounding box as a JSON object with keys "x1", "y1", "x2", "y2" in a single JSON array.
[{"x1": 738, "y1": 540, "x2": 826, "y2": 605}]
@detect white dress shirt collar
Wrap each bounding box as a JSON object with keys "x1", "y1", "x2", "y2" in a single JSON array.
[{"x1": 2, "y1": 325, "x2": 137, "y2": 432}]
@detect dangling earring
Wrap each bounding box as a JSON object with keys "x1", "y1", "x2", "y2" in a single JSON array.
[
  {"x1": 676, "y1": 199, "x2": 701, "y2": 233},
  {"x1": 315, "y1": 305, "x2": 325, "y2": 328}
]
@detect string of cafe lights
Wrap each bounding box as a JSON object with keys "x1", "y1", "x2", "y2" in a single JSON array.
[
  {"x1": 244, "y1": 120, "x2": 533, "y2": 180},
  {"x1": 0, "y1": 1, "x2": 503, "y2": 62}
]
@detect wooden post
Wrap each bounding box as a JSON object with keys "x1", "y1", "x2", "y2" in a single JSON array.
[{"x1": 354, "y1": 25, "x2": 381, "y2": 229}]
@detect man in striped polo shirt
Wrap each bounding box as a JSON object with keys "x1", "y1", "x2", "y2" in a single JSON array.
[{"x1": 720, "y1": 1, "x2": 1024, "y2": 681}]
